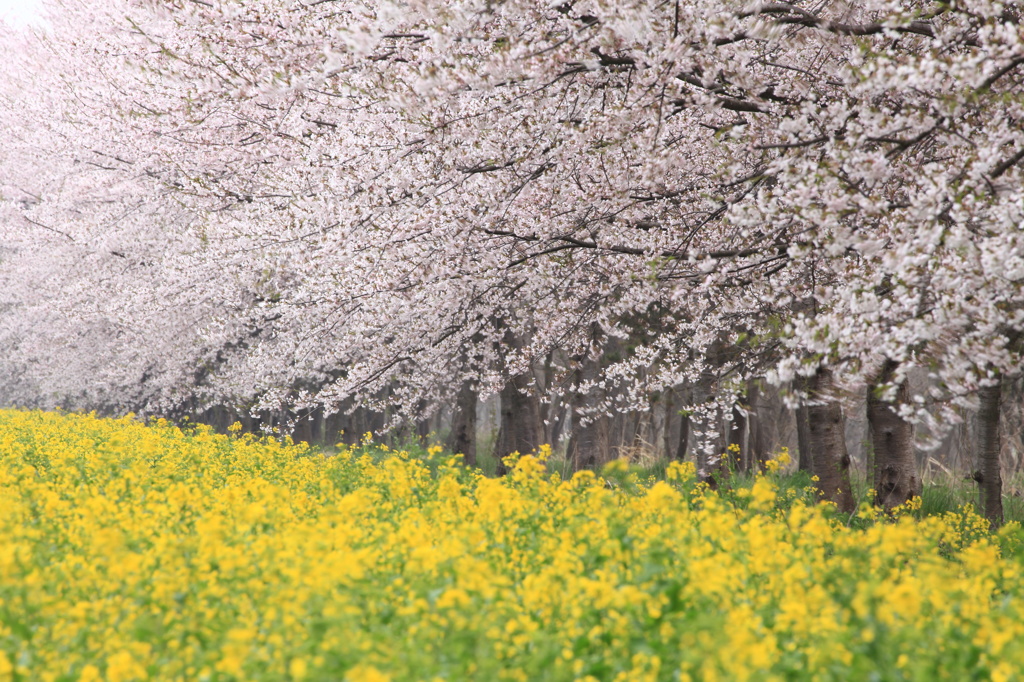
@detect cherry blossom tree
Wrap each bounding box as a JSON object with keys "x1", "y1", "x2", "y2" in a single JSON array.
[{"x1": 1, "y1": 0, "x2": 1022, "y2": 519}]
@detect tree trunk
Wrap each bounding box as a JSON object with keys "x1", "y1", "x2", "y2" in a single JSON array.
[
  {"x1": 537, "y1": 352, "x2": 552, "y2": 443},
  {"x1": 867, "y1": 361, "x2": 920, "y2": 509},
  {"x1": 494, "y1": 372, "x2": 542, "y2": 476},
  {"x1": 746, "y1": 381, "x2": 776, "y2": 472},
  {"x1": 549, "y1": 400, "x2": 567, "y2": 450},
  {"x1": 666, "y1": 387, "x2": 691, "y2": 461},
  {"x1": 544, "y1": 390, "x2": 565, "y2": 449},
  {"x1": 692, "y1": 404, "x2": 725, "y2": 480},
  {"x1": 676, "y1": 411, "x2": 690, "y2": 461},
  {"x1": 662, "y1": 389, "x2": 675, "y2": 461},
  {"x1": 807, "y1": 369, "x2": 855, "y2": 513},
  {"x1": 795, "y1": 402, "x2": 812, "y2": 472},
  {"x1": 565, "y1": 405, "x2": 578, "y2": 470},
  {"x1": 793, "y1": 376, "x2": 813, "y2": 472},
  {"x1": 727, "y1": 401, "x2": 748, "y2": 473},
  {"x1": 493, "y1": 325, "x2": 542, "y2": 475},
  {"x1": 574, "y1": 411, "x2": 610, "y2": 471},
  {"x1": 312, "y1": 407, "x2": 326, "y2": 444},
  {"x1": 292, "y1": 412, "x2": 314, "y2": 445},
  {"x1": 570, "y1": 352, "x2": 611, "y2": 471},
  {"x1": 609, "y1": 407, "x2": 629, "y2": 459},
  {"x1": 324, "y1": 407, "x2": 346, "y2": 446},
  {"x1": 976, "y1": 379, "x2": 1004, "y2": 527},
  {"x1": 448, "y1": 380, "x2": 478, "y2": 468},
  {"x1": 415, "y1": 397, "x2": 432, "y2": 443}
]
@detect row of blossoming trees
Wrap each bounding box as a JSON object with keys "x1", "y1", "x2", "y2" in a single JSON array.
[{"x1": 1, "y1": 0, "x2": 1022, "y2": 522}]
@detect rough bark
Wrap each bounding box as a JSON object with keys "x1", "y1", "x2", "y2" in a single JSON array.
[
  {"x1": 292, "y1": 412, "x2": 314, "y2": 445},
  {"x1": 676, "y1": 412, "x2": 690, "y2": 461},
  {"x1": 564, "y1": 406, "x2": 578, "y2": 470},
  {"x1": 794, "y1": 374, "x2": 811, "y2": 471},
  {"x1": 976, "y1": 379, "x2": 1004, "y2": 527},
  {"x1": 663, "y1": 388, "x2": 675, "y2": 461},
  {"x1": 807, "y1": 369, "x2": 856, "y2": 513},
  {"x1": 867, "y1": 360, "x2": 921, "y2": 509},
  {"x1": 667, "y1": 386, "x2": 691, "y2": 461},
  {"x1": 494, "y1": 372, "x2": 542, "y2": 476},
  {"x1": 324, "y1": 408, "x2": 347, "y2": 445},
  {"x1": 747, "y1": 382, "x2": 776, "y2": 472},
  {"x1": 795, "y1": 400, "x2": 813, "y2": 472},
  {"x1": 447, "y1": 380, "x2": 478, "y2": 467},
  {"x1": 492, "y1": 325, "x2": 543, "y2": 475},
  {"x1": 415, "y1": 399, "x2": 431, "y2": 442},
  {"x1": 312, "y1": 407, "x2": 327, "y2": 444},
  {"x1": 574, "y1": 412, "x2": 610, "y2": 470},
  {"x1": 611, "y1": 411, "x2": 626, "y2": 455},
  {"x1": 570, "y1": 351, "x2": 611, "y2": 470}
]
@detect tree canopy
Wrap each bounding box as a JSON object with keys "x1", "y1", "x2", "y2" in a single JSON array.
[{"x1": 1, "y1": 0, "x2": 1022, "y2": 470}]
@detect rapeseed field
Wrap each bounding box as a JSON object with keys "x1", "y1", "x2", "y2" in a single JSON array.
[{"x1": 1, "y1": 409, "x2": 1023, "y2": 681}]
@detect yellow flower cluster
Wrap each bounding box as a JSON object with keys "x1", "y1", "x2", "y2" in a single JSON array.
[
  {"x1": 1, "y1": 410, "x2": 1022, "y2": 681},
  {"x1": 763, "y1": 447, "x2": 791, "y2": 474}
]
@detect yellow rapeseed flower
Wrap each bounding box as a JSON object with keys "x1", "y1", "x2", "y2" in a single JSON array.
[{"x1": 1, "y1": 409, "x2": 1022, "y2": 681}]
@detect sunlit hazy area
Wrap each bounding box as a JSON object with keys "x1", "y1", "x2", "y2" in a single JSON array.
[{"x1": 0, "y1": 0, "x2": 43, "y2": 27}]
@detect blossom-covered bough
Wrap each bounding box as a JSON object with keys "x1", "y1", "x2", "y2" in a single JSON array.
[{"x1": 0, "y1": 0, "x2": 1021, "y2": 521}]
